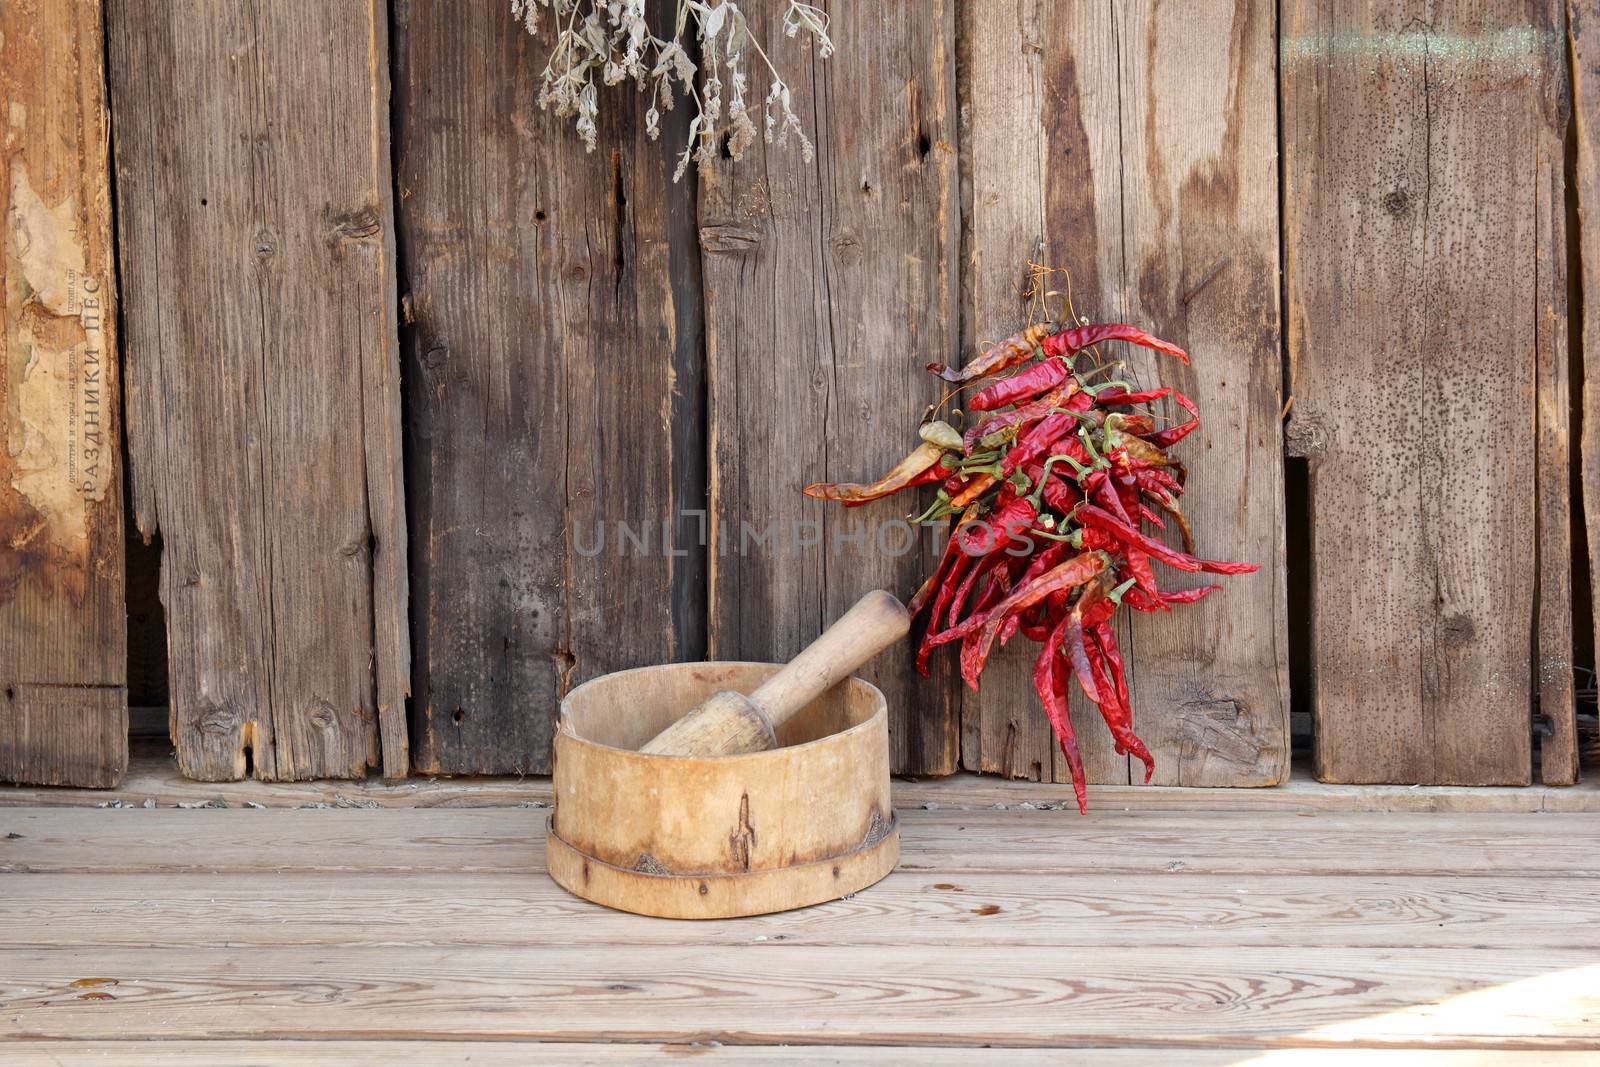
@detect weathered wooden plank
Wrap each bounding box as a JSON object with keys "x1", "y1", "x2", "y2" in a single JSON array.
[
  {"x1": 7, "y1": 754, "x2": 1600, "y2": 811},
  {"x1": 2, "y1": 808, "x2": 1592, "y2": 877},
  {"x1": 956, "y1": 0, "x2": 1125, "y2": 786},
  {"x1": 0, "y1": 0, "x2": 127, "y2": 787},
  {"x1": 106, "y1": 0, "x2": 408, "y2": 780},
  {"x1": 700, "y1": 1, "x2": 961, "y2": 774},
  {"x1": 9, "y1": 871, "x2": 1593, "y2": 950},
  {"x1": 13, "y1": 1043, "x2": 1586, "y2": 1066},
  {"x1": 2, "y1": 943, "x2": 1595, "y2": 1048},
  {"x1": 1570, "y1": 0, "x2": 1599, "y2": 786},
  {"x1": 958, "y1": 0, "x2": 1288, "y2": 785},
  {"x1": 1284, "y1": 4, "x2": 1568, "y2": 784},
  {"x1": 1535, "y1": 134, "x2": 1576, "y2": 786},
  {"x1": 393, "y1": 0, "x2": 703, "y2": 776}
]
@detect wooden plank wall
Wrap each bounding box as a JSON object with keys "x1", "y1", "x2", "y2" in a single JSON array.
[
  {"x1": 108, "y1": 0, "x2": 409, "y2": 781},
  {"x1": 2, "y1": 1, "x2": 1590, "y2": 786},
  {"x1": 393, "y1": 0, "x2": 704, "y2": 775},
  {"x1": 0, "y1": 0, "x2": 127, "y2": 788},
  {"x1": 700, "y1": 1, "x2": 962, "y2": 773},
  {"x1": 1283, "y1": 2, "x2": 1572, "y2": 785}
]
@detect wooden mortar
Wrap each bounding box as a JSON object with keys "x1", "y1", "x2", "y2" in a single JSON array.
[{"x1": 547, "y1": 662, "x2": 897, "y2": 919}]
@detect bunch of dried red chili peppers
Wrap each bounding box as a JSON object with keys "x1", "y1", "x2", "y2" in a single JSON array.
[{"x1": 804, "y1": 320, "x2": 1256, "y2": 813}]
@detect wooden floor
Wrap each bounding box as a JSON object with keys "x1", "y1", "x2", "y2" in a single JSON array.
[{"x1": 2, "y1": 775, "x2": 1597, "y2": 1064}]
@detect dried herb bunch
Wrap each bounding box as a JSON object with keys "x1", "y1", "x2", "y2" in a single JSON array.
[{"x1": 511, "y1": 0, "x2": 834, "y2": 181}]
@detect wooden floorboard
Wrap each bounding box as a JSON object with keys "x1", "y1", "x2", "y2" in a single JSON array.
[
  {"x1": 3, "y1": 809, "x2": 1592, "y2": 877},
  {"x1": 1, "y1": 807, "x2": 1594, "y2": 1057},
  {"x1": 2, "y1": 944, "x2": 1594, "y2": 1048},
  {"x1": 8, "y1": 1043, "x2": 1591, "y2": 1066},
  {"x1": 8, "y1": 872, "x2": 1592, "y2": 950},
  {"x1": 3, "y1": 754, "x2": 1594, "y2": 812}
]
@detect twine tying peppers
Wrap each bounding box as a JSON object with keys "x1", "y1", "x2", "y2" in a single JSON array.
[{"x1": 803, "y1": 320, "x2": 1256, "y2": 814}]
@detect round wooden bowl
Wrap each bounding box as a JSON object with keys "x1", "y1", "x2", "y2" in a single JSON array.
[{"x1": 547, "y1": 662, "x2": 899, "y2": 919}]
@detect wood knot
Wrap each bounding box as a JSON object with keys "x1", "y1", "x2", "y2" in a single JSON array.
[
  {"x1": 331, "y1": 207, "x2": 382, "y2": 240},
  {"x1": 1440, "y1": 613, "x2": 1476, "y2": 648},
  {"x1": 307, "y1": 698, "x2": 339, "y2": 730},
  {"x1": 699, "y1": 222, "x2": 763, "y2": 254},
  {"x1": 1382, "y1": 188, "x2": 1412, "y2": 216},
  {"x1": 1178, "y1": 699, "x2": 1263, "y2": 766},
  {"x1": 1284, "y1": 408, "x2": 1328, "y2": 458},
  {"x1": 196, "y1": 704, "x2": 238, "y2": 735}
]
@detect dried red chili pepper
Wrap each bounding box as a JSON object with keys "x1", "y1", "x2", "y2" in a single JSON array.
[
  {"x1": 1040, "y1": 323, "x2": 1189, "y2": 364},
  {"x1": 928, "y1": 550, "x2": 1107, "y2": 654},
  {"x1": 1077, "y1": 504, "x2": 1257, "y2": 575},
  {"x1": 999, "y1": 411, "x2": 1079, "y2": 477},
  {"x1": 917, "y1": 556, "x2": 970, "y2": 675},
  {"x1": 1035, "y1": 611, "x2": 1087, "y2": 814},
  {"x1": 969, "y1": 357, "x2": 1073, "y2": 411},
  {"x1": 908, "y1": 516, "x2": 975, "y2": 617},
  {"x1": 927, "y1": 323, "x2": 1052, "y2": 383},
  {"x1": 1161, "y1": 584, "x2": 1222, "y2": 605},
  {"x1": 948, "y1": 472, "x2": 998, "y2": 509},
  {"x1": 1096, "y1": 386, "x2": 1173, "y2": 407},
  {"x1": 840, "y1": 460, "x2": 948, "y2": 507},
  {"x1": 804, "y1": 441, "x2": 946, "y2": 504},
  {"x1": 1139, "y1": 389, "x2": 1201, "y2": 449},
  {"x1": 961, "y1": 555, "x2": 1108, "y2": 685},
  {"x1": 805, "y1": 300, "x2": 1258, "y2": 812},
  {"x1": 1090, "y1": 622, "x2": 1154, "y2": 781}
]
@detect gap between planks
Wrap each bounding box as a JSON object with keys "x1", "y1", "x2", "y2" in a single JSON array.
[{"x1": 1, "y1": 753, "x2": 1593, "y2": 812}]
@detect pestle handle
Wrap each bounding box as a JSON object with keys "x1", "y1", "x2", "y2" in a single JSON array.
[
  {"x1": 748, "y1": 589, "x2": 910, "y2": 731},
  {"x1": 639, "y1": 590, "x2": 910, "y2": 757}
]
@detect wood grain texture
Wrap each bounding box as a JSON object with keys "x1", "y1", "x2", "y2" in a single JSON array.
[
  {"x1": 25, "y1": 1045, "x2": 1583, "y2": 1067},
  {"x1": 10, "y1": 871, "x2": 1594, "y2": 950},
  {"x1": 1535, "y1": 130, "x2": 1576, "y2": 786},
  {"x1": 0, "y1": 0, "x2": 127, "y2": 787},
  {"x1": 700, "y1": 1, "x2": 962, "y2": 774},
  {"x1": 392, "y1": 0, "x2": 704, "y2": 776},
  {"x1": 106, "y1": 0, "x2": 408, "y2": 781},
  {"x1": 6, "y1": 753, "x2": 1600, "y2": 810},
  {"x1": 9, "y1": 751, "x2": 1600, "y2": 810},
  {"x1": 3, "y1": 808, "x2": 1592, "y2": 877},
  {"x1": 1, "y1": 943, "x2": 1595, "y2": 1048},
  {"x1": 2, "y1": 807, "x2": 1595, "y2": 1055},
  {"x1": 1284, "y1": 3, "x2": 1569, "y2": 784},
  {"x1": 14, "y1": 1044, "x2": 1581, "y2": 1067},
  {"x1": 1571, "y1": 0, "x2": 1599, "y2": 786},
  {"x1": 958, "y1": 0, "x2": 1288, "y2": 786},
  {"x1": 553, "y1": 664, "x2": 895, "y2": 917}
]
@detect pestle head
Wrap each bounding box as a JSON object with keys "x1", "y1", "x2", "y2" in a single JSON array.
[{"x1": 637, "y1": 690, "x2": 778, "y2": 757}]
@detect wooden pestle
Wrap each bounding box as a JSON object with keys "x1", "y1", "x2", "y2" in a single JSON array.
[{"x1": 639, "y1": 590, "x2": 911, "y2": 757}]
